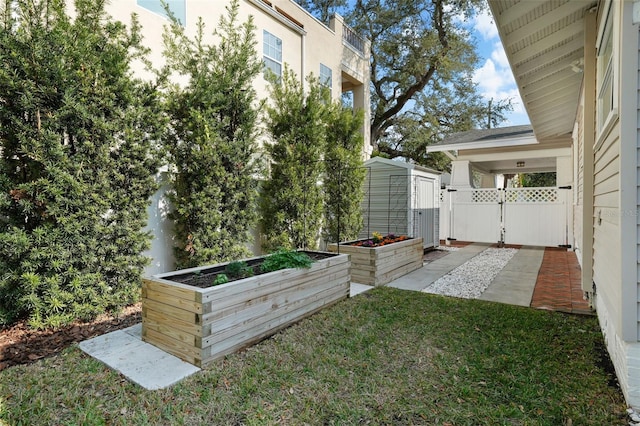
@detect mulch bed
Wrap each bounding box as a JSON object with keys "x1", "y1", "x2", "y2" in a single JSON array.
[{"x1": 0, "y1": 304, "x2": 142, "y2": 371}]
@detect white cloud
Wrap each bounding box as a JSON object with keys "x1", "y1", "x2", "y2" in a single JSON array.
[
  {"x1": 473, "y1": 9, "x2": 498, "y2": 41},
  {"x1": 491, "y1": 42, "x2": 510, "y2": 69},
  {"x1": 472, "y1": 57, "x2": 528, "y2": 124},
  {"x1": 473, "y1": 58, "x2": 514, "y2": 98}
]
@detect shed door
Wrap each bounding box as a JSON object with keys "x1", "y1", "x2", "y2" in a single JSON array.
[{"x1": 414, "y1": 176, "x2": 436, "y2": 248}]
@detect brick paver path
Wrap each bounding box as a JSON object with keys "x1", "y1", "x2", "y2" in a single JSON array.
[{"x1": 530, "y1": 248, "x2": 592, "y2": 315}]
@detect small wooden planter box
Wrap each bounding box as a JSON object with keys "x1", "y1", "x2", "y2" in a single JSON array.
[
  {"x1": 327, "y1": 238, "x2": 423, "y2": 286},
  {"x1": 142, "y1": 251, "x2": 350, "y2": 367}
]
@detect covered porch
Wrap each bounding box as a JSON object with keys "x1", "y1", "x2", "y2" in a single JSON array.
[{"x1": 428, "y1": 125, "x2": 573, "y2": 248}]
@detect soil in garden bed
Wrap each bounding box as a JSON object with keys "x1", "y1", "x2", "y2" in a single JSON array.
[
  {"x1": 344, "y1": 234, "x2": 412, "y2": 248},
  {"x1": 170, "y1": 251, "x2": 337, "y2": 289}
]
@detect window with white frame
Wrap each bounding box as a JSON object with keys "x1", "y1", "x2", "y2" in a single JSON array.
[
  {"x1": 596, "y1": 3, "x2": 614, "y2": 133},
  {"x1": 137, "y1": 0, "x2": 186, "y2": 25},
  {"x1": 320, "y1": 64, "x2": 332, "y2": 96},
  {"x1": 263, "y1": 30, "x2": 282, "y2": 80}
]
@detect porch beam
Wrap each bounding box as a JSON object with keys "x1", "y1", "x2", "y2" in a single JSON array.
[{"x1": 456, "y1": 146, "x2": 571, "y2": 163}]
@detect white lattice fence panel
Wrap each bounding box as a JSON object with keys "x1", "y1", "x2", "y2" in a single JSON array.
[
  {"x1": 453, "y1": 188, "x2": 500, "y2": 203},
  {"x1": 505, "y1": 187, "x2": 558, "y2": 203}
]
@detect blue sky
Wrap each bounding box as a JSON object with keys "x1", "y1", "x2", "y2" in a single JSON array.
[{"x1": 470, "y1": 9, "x2": 531, "y2": 126}]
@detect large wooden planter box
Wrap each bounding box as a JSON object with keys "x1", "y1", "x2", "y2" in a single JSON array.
[
  {"x1": 327, "y1": 238, "x2": 423, "y2": 286},
  {"x1": 142, "y1": 251, "x2": 350, "y2": 367}
]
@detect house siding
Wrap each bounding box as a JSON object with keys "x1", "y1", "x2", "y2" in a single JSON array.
[
  {"x1": 636, "y1": 26, "x2": 640, "y2": 343},
  {"x1": 594, "y1": 0, "x2": 640, "y2": 408},
  {"x1": 593, "y1": 125, "x2": 621, "y2": 329}
]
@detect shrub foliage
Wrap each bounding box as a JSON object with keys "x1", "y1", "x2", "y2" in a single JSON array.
[
  {"x1": 162, "y1": 0, "x2": 262, "y2": 268},
  {"x1": 323, "y1": 105, "x2": 366, "y2": 243},
  {"x1": 260, "y1": 69, "x2": 329, "y2": 251},
  {"x1": 261, "y1": 68, "x2": 365, "y2": 250},
  {"x1": 0, "y1": 0, "x2": 164, "y2": 328}
]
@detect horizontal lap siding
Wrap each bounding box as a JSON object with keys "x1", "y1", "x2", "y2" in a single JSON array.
[{"x1": 593, "y1": 126, "x2": 621, "y2": 332}]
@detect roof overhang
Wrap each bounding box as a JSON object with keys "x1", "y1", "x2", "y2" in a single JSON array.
[
  {"x1": 487, "y1": 0, "x2": 596, "y2": 144},
  {"x1": 426, "y1": 133, "x2": 537, "y2": 153}
]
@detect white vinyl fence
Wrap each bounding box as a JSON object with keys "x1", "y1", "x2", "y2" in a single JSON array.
[{"x1": 440, "y1": 186, "x2": 572, "y2": 247}]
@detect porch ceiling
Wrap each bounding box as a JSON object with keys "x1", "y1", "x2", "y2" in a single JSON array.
[
  {"x1": 472, "y1": 156, "x2": 556, "y2": 175},
  {"x1": 487, "y1": 0, "x2": 596, "y2": 144}
]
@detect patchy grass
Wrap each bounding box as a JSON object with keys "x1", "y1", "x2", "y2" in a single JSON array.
[{"x1": 0, "y1": 287, "x2": 627, "y2": 425}]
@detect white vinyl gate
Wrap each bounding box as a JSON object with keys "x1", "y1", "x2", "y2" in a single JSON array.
[{"x1": 441, "y1": 187, "x2": 572, "y2": 247}]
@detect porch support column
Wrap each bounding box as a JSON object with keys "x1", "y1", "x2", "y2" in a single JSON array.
[{"x1": 450, "y1": 160, "x2": 473, "y2": 188}]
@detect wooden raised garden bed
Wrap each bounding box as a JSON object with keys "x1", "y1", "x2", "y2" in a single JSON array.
[
  {"x1": 142, "y1": 251, "x2": 350, "y2": 367},
  {"x1": 327, "y1": 237, "x2": 423, "y2": 286}
]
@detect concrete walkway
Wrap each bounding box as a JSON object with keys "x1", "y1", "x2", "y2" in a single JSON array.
[
  {"x1": 387, "y1": 243, "x2": 544, "y2": 307},
  {"x1": 78, "y1": 324, "x2": 200, "y2": 390},
  {"x1": 387, "y1": 243, "x2": 490, "y2": 292},
  {"x1": 478, "y1": 245, "x2": 544, "y2": 306}
]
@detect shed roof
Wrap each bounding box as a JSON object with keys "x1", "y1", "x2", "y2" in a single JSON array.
[{"x1": 364, "y1": 156, "x2": 441, "y2": 176}]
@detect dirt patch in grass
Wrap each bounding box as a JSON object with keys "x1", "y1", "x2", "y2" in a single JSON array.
[{"x1": 0, "y1": 304, "x2": 141, "y2": 371}]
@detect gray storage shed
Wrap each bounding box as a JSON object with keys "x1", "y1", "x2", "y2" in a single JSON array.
[{"x1": 360, "y1": 157, "x2": 440, "y2": 249}]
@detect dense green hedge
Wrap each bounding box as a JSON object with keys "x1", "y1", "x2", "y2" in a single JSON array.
[
  {"x1": 0, "y1": 0, "x2": 365, "y2": 329},
  {"x1": 260, "y1": 68, "x2": 365, "y2": 250},
  {"x1": 0, "y1": 0, "x2": 165, "y2": 328},
  {"x1": 162, "y1": 1, "x2": 263, "y2": 269}
]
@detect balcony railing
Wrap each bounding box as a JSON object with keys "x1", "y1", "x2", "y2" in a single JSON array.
[{"x1": 342, "y1": 25, "x2": 365, "y2": 55}]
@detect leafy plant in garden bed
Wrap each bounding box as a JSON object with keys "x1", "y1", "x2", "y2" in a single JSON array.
[{"x1": 170, "y1": 249, "x2": 318, "y2": 289}]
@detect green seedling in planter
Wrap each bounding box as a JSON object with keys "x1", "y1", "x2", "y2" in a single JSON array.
[
  {"x1": 213, "y1": 273, "x2": 229, "y2": 286},
  {"x1": 260, "y1": 249, "x2": 313, "y2": 273},
  {"x1": 225, "y1": 261, "x2": 254, "y2": 279}
]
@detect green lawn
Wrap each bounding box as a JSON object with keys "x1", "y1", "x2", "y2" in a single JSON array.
[{"x1": 0, "y1": 287, "x2": 628, "y2": 425}]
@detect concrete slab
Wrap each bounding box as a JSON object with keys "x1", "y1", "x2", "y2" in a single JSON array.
[
  {"x1": 79, "y1": 324, "x2": 200, "y2": 390},
  {"x1": 478, "y1": 246, "x2": 544, "y2": 306},
  {"x1": 350, "y1": 282, "x2": 373, "y2": 296}
]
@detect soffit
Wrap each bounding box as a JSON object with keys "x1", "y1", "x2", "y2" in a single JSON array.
[{"x1": 488, "y1": 0, "x2": 596, "y2": 145}]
